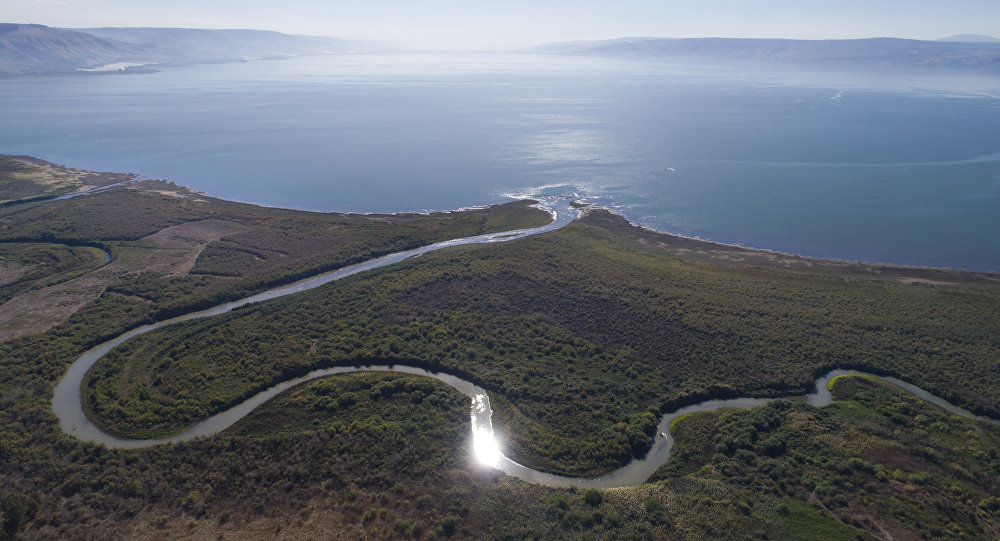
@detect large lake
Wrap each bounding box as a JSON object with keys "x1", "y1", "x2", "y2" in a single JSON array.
[{"x1": 2, "y1": 53, "x2": 998, "y2": 270}]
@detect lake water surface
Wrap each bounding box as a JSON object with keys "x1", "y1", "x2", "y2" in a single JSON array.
[{"x1": 2, "y1": 53, "x2": 998, "y2": 270}]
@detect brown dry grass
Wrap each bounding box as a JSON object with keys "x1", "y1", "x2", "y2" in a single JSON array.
[
  {"x1": 0, "y1": 219, "x2": 247, "y2": 340},
  {"x1": 0, "y1": 154, "x2": 135, "y2": 204},
  {"x1": 0, "y1": 258, "x2": 31, "y2": 286}
]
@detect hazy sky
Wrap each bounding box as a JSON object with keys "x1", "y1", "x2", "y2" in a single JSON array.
[{"x1": 8, "y1": 0, "x2": 1000, "y2": 49}]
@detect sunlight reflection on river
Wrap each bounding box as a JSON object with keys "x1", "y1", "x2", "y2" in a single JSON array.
[{"x1": 470, "y1": 394, "x2": 501, "y2": 468}]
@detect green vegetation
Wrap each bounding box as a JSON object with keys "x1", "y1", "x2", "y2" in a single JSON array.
[
  {"x1": 2, "y1": 159, "x2": 999, "y2": 538},
  {"x1": 85, "y1": 210, "x2": 1000, "y2": 478},
  {"x1": 0, "y1": 313, "x2": 846, "y2": 540},
  {"x1": 229, "y1": 372, "x2": 470, "y2": 440},
  {"x1": 0, "y1": 155, "x2": 131, "y2": 205},
  {"x1": 0, "y1": 157, "x2": 80, "y2": 204},
  {"x1": 651, "y1": 376, "x2": 1000, "y2": 540},
  {"x1": 0, "y1": 182, "x2": 549, "y2": 339},
  {"x1": 0, "y1": 242, "x2": 106, "y2": 302},
  {"x1": 220, "y1": 372, "x2": 897, "y2": 540},
  {"x1": 0, "y1": 176, "x2": 553, "y2": 539}
]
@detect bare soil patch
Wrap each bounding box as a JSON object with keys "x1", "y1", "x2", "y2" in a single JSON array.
[
  {"x1": 0, "y1": 258, "x2": 31, "y2": 286},
  {"x1": 0, "y1": 219, "x2": 247, "y2": 340}
]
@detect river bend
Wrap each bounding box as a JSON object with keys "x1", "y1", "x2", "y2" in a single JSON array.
[{"x1": 52, "y1": 197, "x2": 999, "y2": 488}]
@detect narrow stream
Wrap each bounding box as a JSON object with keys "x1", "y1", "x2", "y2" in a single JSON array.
[{"x1": 52, "y1": 197, "x2": 999, "y2": 488}]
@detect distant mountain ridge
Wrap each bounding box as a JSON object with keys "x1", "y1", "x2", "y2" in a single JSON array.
[
  {"x1": 529, "y1": 36, "x2": 1000, "y2": 71},
  {"x1": 0, "y1": 23, "x2": 368, "y2": 77},
  {"x1": 73, "y1": 27, "x2": 359, "y2": 64},
  {"x1": 939, "y1": 34, "x2": 1000, "y2": 43},
  {"x1": 0, "y1": 23, "x2": 146, "y2": 76}
]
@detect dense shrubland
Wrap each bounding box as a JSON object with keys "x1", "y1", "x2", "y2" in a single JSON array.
[
  {"x1": 85, "y1": 210, "x2": 1000, "y2": 477},
  {"x1": 0, "y1": 315, "x2": 856, "y2": 540},
  {"x1": 0, "y1": 242, "x2": 106, "y2": 302},
  {"x1": 0, "y1": 186, "x2": 549, "y2": 326},
  {"x1": 657, "y1": 376, "x2": 1000, "y2": 540},
  {"x1": 2, "y1": 173, "x2": 999, "y2": 538}
]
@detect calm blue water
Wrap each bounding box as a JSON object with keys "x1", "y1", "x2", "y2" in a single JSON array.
[{"x1": 2, "y1": 53, "x2": 999, "y2": 270}]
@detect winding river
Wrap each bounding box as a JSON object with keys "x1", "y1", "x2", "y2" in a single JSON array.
[{"x1": 52, "y1": 197, "x2": 999, "y2": 489}]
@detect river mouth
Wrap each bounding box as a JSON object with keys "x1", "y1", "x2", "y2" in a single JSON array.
[
  {"x1": 52, "y1": 195, "x2": 1000, "y2": 489},
  {"x1": 53, "y1": 196, "x2": 578, "y2": 448}
]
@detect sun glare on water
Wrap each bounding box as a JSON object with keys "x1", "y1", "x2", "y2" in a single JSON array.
[
  {"x1": 473, "y1": 427, "x2": 501, "y2": 468},
  {"x1": 471, "y1": 394, "x2": 501, "y2": 468}
]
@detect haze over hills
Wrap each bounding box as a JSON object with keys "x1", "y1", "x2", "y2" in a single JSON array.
[
  {"x1": 0, "y1": 23, "x2": 145, "y2": 76},
  {"x1": 939, "y1": 34, "x2": 1000, "y2": 43},
  {"x1": 0, "y1": 23, "x2": 369, "y2": 76},
  {"x1": 5, "y1": 22, "x2": 1000, "y2": 77},
  {"x1": 529, "y1": 36, "x2": 1000, "y2": 71},
  {"x1": 527, "y1": 37, "x2": 663, "y2": 54},
  {"x1": 73, "y1": 27, "x2": 363, "y2": 64}
]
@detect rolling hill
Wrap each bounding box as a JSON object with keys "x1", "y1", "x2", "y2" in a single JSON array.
[
  {"x1": 74, "y1": 27, "x2": 361, "y2": 64},
  {"x1": 0, "y1": 23, "x2": 366, "y2": 76},
  {"x1": 0, "y1": 23, "x2": 146, "y2": 76}
]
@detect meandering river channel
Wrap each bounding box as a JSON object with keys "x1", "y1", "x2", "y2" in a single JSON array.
[{"x1": 52, "y1": 197, "x2": 999, "y2": 489}]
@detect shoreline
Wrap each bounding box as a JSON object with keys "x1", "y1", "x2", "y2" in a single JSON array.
[
  {"x1": 580, "y1": 199, "x2": 1000, "y2": 276},
  {"x1": 53, "y1": 198, "x2": 581, "y2": 445},
  {"x1": 136, "y1": 179, "x2": 1000, "y2": 278},
  {"x1": 571, "y1": 199, "x2": 1000, "y2": 288},
  {"x1": 8, "y1": 154, "x2": 999, "y2": 282},
  {"x1": 47, "y1": 190, "x2": 999, "y2": 485},
  {"x1": 112, "y1": 185, "x2": 1000, "y2": 281}
]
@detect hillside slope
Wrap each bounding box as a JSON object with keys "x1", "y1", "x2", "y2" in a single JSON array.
[
  {"x1": 74, "y1": 27, "x2": 360, "y2": 64},
  {"x1": 0, "y1": 23, "x2": 145, "y2": 75},
  {"x1": 531, "y1": 37, "x2": 1000, "y2": 71},
  {"x1": 0, "y1": 23, "x2": 364, "y2": 76}
]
